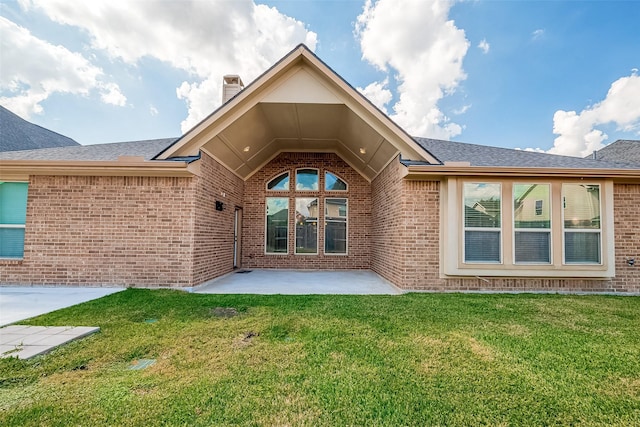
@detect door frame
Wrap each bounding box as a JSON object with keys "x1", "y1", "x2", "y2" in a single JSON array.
[{"x1": 233, "y1": 207, "x2": 242, "y2": 269}]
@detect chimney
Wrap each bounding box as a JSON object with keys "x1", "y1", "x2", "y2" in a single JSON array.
[
  {"x1": 222, "y1": 75, "x2": 244, "y2": 103},
  {"x1": 592, "y1": 150, "x2": 597, "y2": 160}
]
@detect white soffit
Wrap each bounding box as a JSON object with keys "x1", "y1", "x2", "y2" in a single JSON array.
[{"x1": 162, "y1": 45, "x2": 437, "y2": 181}]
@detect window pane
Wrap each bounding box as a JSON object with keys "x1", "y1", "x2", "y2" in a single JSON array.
[
  {"x1": 266, "y1": 198, "x2": 288, "y2": 253},
  {"x1": 0, "y1": 182, "x2": 28, "y2": 224},
  {"x1": 464, "y1": 231, "x2": 500, "y2": 262},
  {"x1": 514, "y1": 184, "x2": 550, "y2": 229},
  {"x1": 325, "y1": 172, "x2": 347, "y2": 191},
  {"x1": 563, "y1": 184, "x2": 600, "y2": 229},
  {"x1": 0, "y1": 228, "x2": 25, "y2": 258},
  {"x1": 325, "y1": 198, "x2": 347, "y2": 254},
  {"x1": 515, "y1": 231, "x2": 550, "y2": 263},
  {"x1": 267, "y1": 172, "x2": 289, "y2": 191},
  {"x1": 295, "y1": 198, "x2": 318, "y2": 254},
  {"x1": 565, "y1": 232, "x2": 601, "y2": 264},
  {"x1": 464, "y1": 183, "x2": 501, "y2": 228},
  {"x1": 296, "y1": 169, "x2": 318, "y2": 191}
]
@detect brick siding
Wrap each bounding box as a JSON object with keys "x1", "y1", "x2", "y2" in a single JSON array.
[
  {"x1": 0, "y1": 175, "x2": 195, "y2": 287},
  {"x1": 192, "y1": 152, "x2": 244, "y2": 284}
]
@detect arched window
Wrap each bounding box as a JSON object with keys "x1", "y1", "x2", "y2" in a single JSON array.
[
  {"x1": 325, "y1": 171, "x2": 347, "y2": 191},
  {"x1": 267, "y1": 172, "x2": 289, "y2": 191},
  {"x1": 295, "y1": 168, "x2": 319, "y2": 191}
]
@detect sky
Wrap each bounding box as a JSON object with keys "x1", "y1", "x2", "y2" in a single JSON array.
[{"x1": 1, "y1": 0, "x2": 639, "y2": 158}]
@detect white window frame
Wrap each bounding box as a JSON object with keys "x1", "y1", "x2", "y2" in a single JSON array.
[
  {"x1": 512, "y1": 183, "x2": 552, "y2": 265},
  {"x1": 0, "y1": 181, "x2": 28, "y2": 259},
  {"x1": 462, "y1": 182, "x2": 502, "y2": 264},
  {"x1": 264, "y1": 197, "x2": 289, "y2": 255},
  {"x1": 294, "y1": 197, "x2": 318, "y2": 255},
  {"x1": 561, "y1": 183, "x2": 603, "y2": 265},
  {"x1": 324, "y1": 171, "x2": 348, "y2": 192},
  {"x1": 324, "y1": 197, "x2": 348, "y2": 256},
  {"x1": 441, "y1": 178, "x2": 614, "y2": 278},
  {"x1": 266, "y1": 171, "x2": 290, "y2": 191},
  {"x1": 295, "y1": 168, "x2": 319, "y2": 192}
]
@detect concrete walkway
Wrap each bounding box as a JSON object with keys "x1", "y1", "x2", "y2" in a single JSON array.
[
  {"x1": 0, "y1": 325, "x2": 100, "y2": 360},
  {"x1": 195, "y1": 269, "x2": 402, "y2": 295},
  {"x1": 0, "y1": 286, "x2": 124, "y2": 327}
]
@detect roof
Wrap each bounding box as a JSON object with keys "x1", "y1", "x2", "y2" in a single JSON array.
[
  {"x1": 0, "y1": 106, "x2": 79, "y2": 152},
  {"x1": 413, "y1": 138, "x2": 639, "y2": 170},
  {"x1": 592, "y1": 140, "x2": 640, "y2": 165},
  {"x1": 0, "y1": 138, "x2": 177, "y2": 161}
]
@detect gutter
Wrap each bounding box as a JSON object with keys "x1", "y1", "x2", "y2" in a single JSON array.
[
  {"x1": 0, "y1": 159, "x2": 196, "y2": 180},
  {"x1": 404, "y1": 165, "x2": 640, "y2": 181}
]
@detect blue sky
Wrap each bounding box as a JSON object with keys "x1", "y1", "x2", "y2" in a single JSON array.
[{"x1": 1, "y1": 0, "x2": 639, "y2": 157}]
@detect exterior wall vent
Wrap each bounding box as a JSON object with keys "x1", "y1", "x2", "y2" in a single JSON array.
[{"x1": 222, "y1": 75, "x2": 244, "y2": 103}]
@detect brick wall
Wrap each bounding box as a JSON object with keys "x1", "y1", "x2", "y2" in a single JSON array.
[
  {"x1": 241, "y1": 152, "x2": 371, "y2": 270},
  {"x1": 611, "y1": 183, "x2": 640, "y2": 292},
  {"x1": 370, "y1": 156, "x2": 404, "y2": 284},
  {"x1": 192, "y1": 152, "x2": 244, "y2": 284},
  {"x1": 0, "y1": 175, "x2": 195, "y2": 287}
]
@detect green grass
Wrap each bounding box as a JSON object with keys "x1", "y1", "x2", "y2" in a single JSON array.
[{"x1": 1, "y1": 290, "x2": 639, "y2": 426}]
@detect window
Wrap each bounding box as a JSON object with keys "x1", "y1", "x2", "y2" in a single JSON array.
[
  {"x1": 514, "y1": 184, "x2": 551, "y2": 264},
  {"x1": 0, "y1": 182, "x2": 28, "y2": 258},
  {"x1": 463, "y1": 183, "x2": 501, "y2": 263},
  {"x1": 563, "y1": 184, "x2": 601, "y2": 264},
  {"x1": 325, "y1": 172, "x2": 347, "y2": 191},
  {"x1": 325, "y1": 198, "x2": 347, "y2": 254},
  {"x1": 265, "y1": 198, "x2": 288, "y2": 254},
  {"x1": 296, "y1": 169, "x2": 318, "y2": 191},
  {"x1": 295, "y1": 198, "x2": 318, "y2": 254},
  {"x1": 267, "y1": 172, "x2": 289, "y2": 191}
]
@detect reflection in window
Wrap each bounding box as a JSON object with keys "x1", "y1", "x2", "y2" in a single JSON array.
[
  {"x1": 514, "y1": 184, "x2": 551, "y2": 263},
  {"x1": 0, "y1": 182, "x2": 28, "y2": 258},
  {"x1": 464, "y1": 183, "x2": 501, "y2": 263},
  {"x1": 296, "y1": 169, "x2": 318, "y2": 191},
  {"x1": 563, "y1": 184, "x2": 601, "y2": 264},
  {"x1": 267, "y1": 172, "x2": 289, "y2": 191},
  {"x1": 325, "y1": 172, "x2": 347, "y2": 191},
  {"x1": 295, "y1": 198, "x2": 318, "y2": 254},
  {"x1": 325, "y1": 198, "x2": 347, "y2": 254},
  {"x1": 265, "y1": 198, "x2": 288, "y2": 253}
]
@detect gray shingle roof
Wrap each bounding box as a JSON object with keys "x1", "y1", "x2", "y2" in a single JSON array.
[
  {"x1": 592, "y1": 140, "x2": 640, "y2": 165},
  {"x1": 0, "y1": 138, "x2": 177, "y2": 161},
  {"x1": 0, "y1": 106, "x2": 79, "y2": 152},
  {"x1": 414, "y1": 137, "x2": 639, "y2": 169}
]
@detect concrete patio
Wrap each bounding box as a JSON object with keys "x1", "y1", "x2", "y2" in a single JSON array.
[{"x1": 194, "y1": 269, "x2": 402, "y2": 295}]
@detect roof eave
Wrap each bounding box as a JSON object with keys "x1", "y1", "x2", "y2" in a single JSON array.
[
  {"x1": 0, "y1": 159, "x2": 196, "y2": 180},
  {"x1": 404, "y1": 165, "x2": 640, "y2": 181}
]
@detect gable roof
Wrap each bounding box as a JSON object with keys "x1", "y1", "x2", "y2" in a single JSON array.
[
  {"x1": 0, "y1": 106, "x2": 79, "y2": 152},
  {"x1": 414, "y1": 137, "x2": 639, "y2": 170},
  {"x1": 592, "y1": 140, "x2": 640, "y2": 165},
  {"x1": 0, "y1": 138, "x2": 178, "y2": 161},
  {"x1": 155, "y1": 44, "x2": 439, "y2": 181}
]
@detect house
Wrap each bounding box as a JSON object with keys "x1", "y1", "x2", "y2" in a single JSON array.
[{"x1": 1, "y1": 45, "x2": 638, "y2": 292}]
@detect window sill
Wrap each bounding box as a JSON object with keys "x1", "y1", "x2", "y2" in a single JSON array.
[{"x1": 0, "y1": 258, "x2": 24, "y2": 265}]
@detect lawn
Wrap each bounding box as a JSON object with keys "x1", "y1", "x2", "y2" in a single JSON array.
[{"x1": 1, "y1": 290, "x2": 639, "y2": 426}]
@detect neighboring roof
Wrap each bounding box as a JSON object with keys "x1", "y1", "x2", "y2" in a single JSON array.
[
  {"x1": 592, "y1": 140, "x2": 640, "y2": 165},
  {"x1": 0, "y1": 138, "x2": 177, "y2": 161},
  {"x1": 0, "y1": 106, "x2": 79, "y2": 152},
  {"x1": 413, "y1": 138, "x2": 639, "y2": 170}
]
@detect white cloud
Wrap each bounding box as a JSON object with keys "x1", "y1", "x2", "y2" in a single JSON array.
[
  {"x1": 20, "y1": 0, "x2": 317, "y2": 132},
  {"x1": 0, "y1": 16, "x2": 125, "y2": 118},
  {"x1": 549, "y1": 71, "x2": 640, "y2": 157},
  {"x1": 357, "y1": 79, "x2": 392, "y2": 114},
  {"x1": 355, "y1": 0, "x2": 469, "y2": 140},
  {"x1": 478, "y1": 39, "x2": 490, "y2": 54},
  {"x1": 532, "y1": 29, "x2": 544, "y2": 40},
  {"x1": 149, "y1": 105, "x2": 159, "y2": 116}
]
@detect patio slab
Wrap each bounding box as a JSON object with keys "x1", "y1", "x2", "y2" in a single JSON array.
[
  {"x1": 0, "y1": 325, "x2": 100, "y2": 360},
  {"x1": 195, "y1": 269, "x2": 402, "y2": 295},
  {"x1": 0, "y1": 286, "x2": 124, "y2": 327}
]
